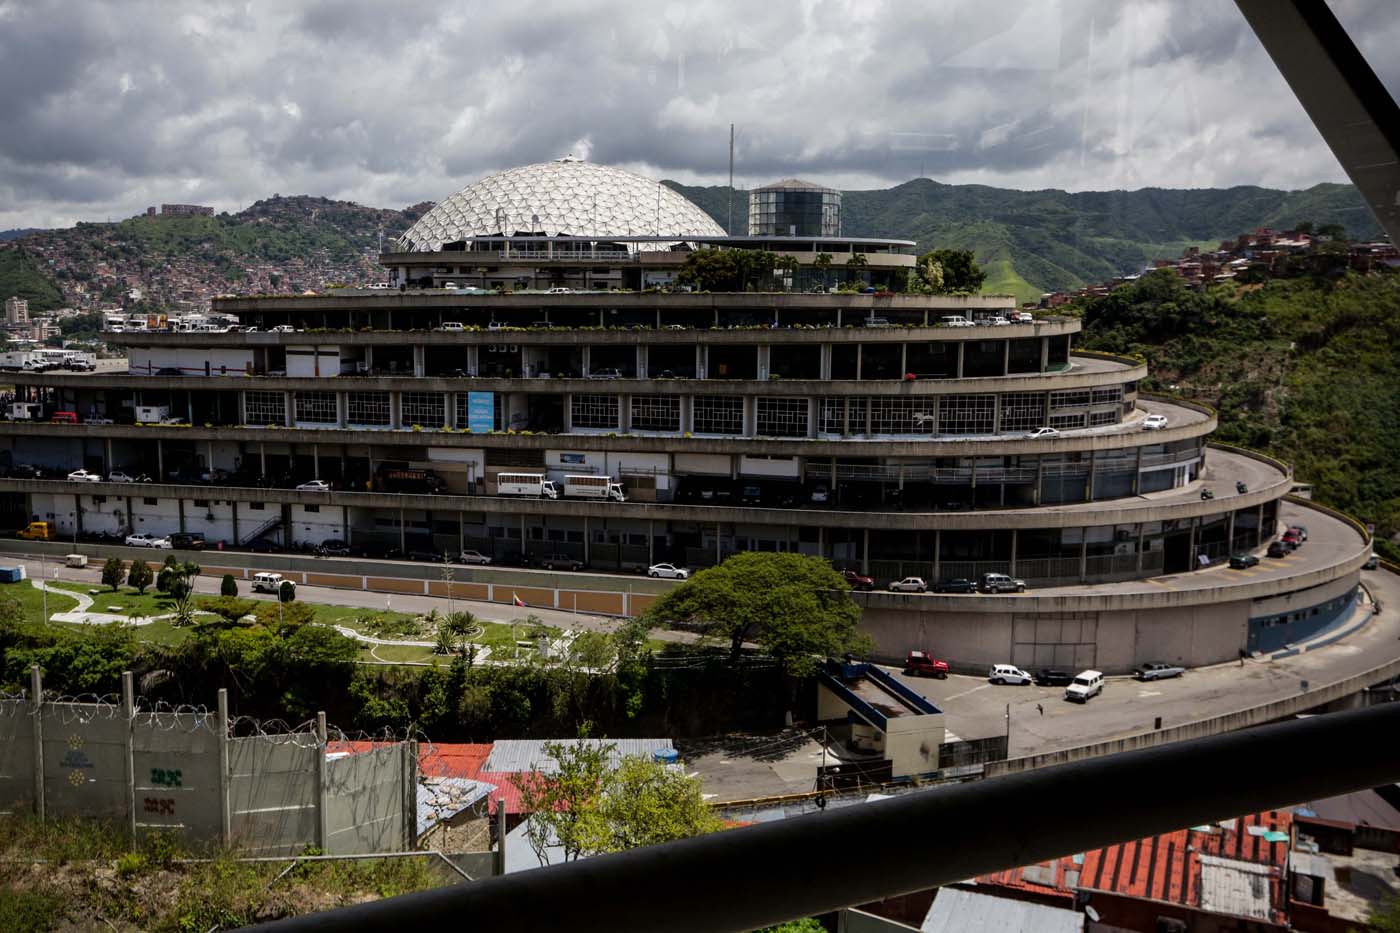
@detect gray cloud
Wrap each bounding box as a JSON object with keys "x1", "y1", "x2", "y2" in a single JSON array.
[{"x1": 0, "y1": 0, "x2": 1382, "y2": 229}]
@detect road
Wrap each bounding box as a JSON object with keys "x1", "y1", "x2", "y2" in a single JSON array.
[
  {"x1": 16, "y1": 555, "x2": 696, "y2": 643},
  {"x1": 888, "y1": 565, "x2": 1399, "y2": 755}
]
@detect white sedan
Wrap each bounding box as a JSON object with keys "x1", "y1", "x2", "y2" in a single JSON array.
[
  {"x1": 647, "y1": 563, "x2": 690, "y2": 580},
  {"x1": 1026, "y1": 427, "x2": 1060, "y2": 439},
  {"x1": 1142, "y1": 414, "x2": 1169, "y2": 430},
  {"x1": 67, "y1": 469, "x2": 102, "y2": 482},
  {"x1": 295, "y1": 479, "x2": 331, "y2": 492},
  {"x1": 888, "y1": 576, "x2": 928, "y2": 593},
  {"x1": 125, "y1": 532, "x2": 171, "y2": 549}
]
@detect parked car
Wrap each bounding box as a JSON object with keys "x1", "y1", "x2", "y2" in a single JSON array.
[
  {"x1": 810, "y1": 485, "x2": 829, "y2": 505},
  {"x1": 933, "y1": 578, "x2": 978, "y2": 594},
  {"x1": 1229, "y1": 553, "x2": 1260, "y2": 570},
  {"x1": 588, "y1": 368, "x2": 624, "y2": 379},
  {"x1": 316, "y1": 539, "x2": 352, "y2": 557},
  {"x1": 541, "y1": 553, "x2": 585, "y2": 571},
  {"x1": 1065, "y1": 670, "x2": 1105, "y2": 702},
  {"x1": 1363, "y1": 553, "x2": 1380, "y2": 570},
  {"x1": 840, "y1": 569, "x2": 875, "y2": 591},
  {"x1": 456, "y1": 549, "x2": 492, "y2": 565},
  {"x1": 1135, "y1": 661, "x2": 1185, "y2": 681},
  {"x1": 406, "y1": 547, "x2": 445, "y2": 562},
  {"x1": 1026, "y1": 426, "x2": 1060, "y2": 439},
  {"x1": 67, "y1": 469, "x2": 102, "y2": 482},
  {"x1": 1290, "y1": 525, "x2": 1309, "y2": 542},
  {"x1": 989, "y1": 664, "x2": 1033, "y2": 686},
  {"x1": 903, "y1": 651, "x2": 949, "y2": 679},
  {"x1": 436, "y1": 322, "x2": 465, "y2": 331},
  {"x1": 1034, "y1": 669, "x2": 1074, "y2": 687},
  {"x1": 979, "y1": 573, "x2": 1027, "y2": 594},
  {"x1": 155, "y1": 367, "x2": 183, "y2": 376},
  {"x1": 295, "y1": 479, "x2": 331, "y2": 492},
  {"x1": 1267, "y1": 541, "x2": 1289, "y2": 558},
  {"x1": 247, "y1": 538, "x2": 283, "y2": 554},
  {"x1": 106, "y1": 470, "x2": 149, "y2": 484},
  {"x1": 124, "y1": 532, "x2": 171, "y2": 549},
  {"x1": 888, "y1": 576, "x2": 928, "y2": 593},
  {"x1": 1281, "y1": 529, "x2": 1303, "y2": 548},
  {"x1": 269, "y1": 324, "x2": 297, "y2": 333},
  {"x1": 1142, "y1": 414, "x2": 1169, "y2": 430},
  {"x1": 168, "y1": 532, "x2": 205, "y2": 551},
  {"x1": 647, "y1": 563, "x2": 689, "y2": 580}
]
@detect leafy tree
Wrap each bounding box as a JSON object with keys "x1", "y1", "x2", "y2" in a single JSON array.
[
  {"x1": 126, "y1": 560, "x2": 153, "y2": 595},
  {"x1": 157, "y1": 561, "x2": 201, "y2": 626},
  {"x1": 100, "y1": 557, "x2": 126, "y2": 592},
  {"x1": 917, "y1": 248, "x2": 985, "y2": 293},
  {"x1": 197, "y1": 596, "x2": 258, "y2": 626},
  {"x1": 676, "y1": 248, "x2": 776, "y2": 292},
  {"x1": 1317, "y1": 222, "x2": 1346, "y2": 241},
  {"x1": 278, "y1": 580, "x2": 296, "y2": 603},
  {"x1": 812, "y1": 253, "x2": 833, "y2": 290},
  {"x1": 220, "y1": 574, "x2": 238, "y2": 597},
  {"x1": 914, "y1": 253, "x2": 943, "y2": 292},
  {"x1": 1293, "y1": 220, "x2": 1313, "y2": 235},
  {"x1": 641, "y1": 552, "x2": 870, "y2": 675},
  {"x1": 511, "y1": 735, "x2": 720, "y2": 866},
  {"x1": 758, "y1": 920, "x2": 826, "y2": 933},
  {"x1": 844, "y1": 252, "x2": 868, "y2": 284},
  {"x1": 775, "y1": 254, "x2": 800, "y2": 291},
  {"x1": 155, "y1": 555, "x2": 181, "y2": 594}
]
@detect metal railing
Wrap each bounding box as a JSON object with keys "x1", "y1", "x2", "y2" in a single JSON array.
[{"x1": 249, "y1": 703, "x2": 1400, "y2": 932}]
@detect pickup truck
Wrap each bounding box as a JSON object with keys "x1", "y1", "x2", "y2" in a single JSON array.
[
  {"x1": 903, "y1": 651, "x2": 949, "y2": 679},
  {"x1": 1134, "y1": 661, "x2": 1185, "y2": 681}
]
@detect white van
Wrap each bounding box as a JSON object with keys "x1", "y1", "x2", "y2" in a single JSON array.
[
  {"x1": 251, "y1": 572, "x2": 288, "y2": 594},
  {"x1": 1065, "y1": 670, "x2": 1104, "y2": 702}
]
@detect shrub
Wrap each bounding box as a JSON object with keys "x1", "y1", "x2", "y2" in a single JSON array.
[{"x1": 220, "y1": 573, "x2": 238, "y2": 597}]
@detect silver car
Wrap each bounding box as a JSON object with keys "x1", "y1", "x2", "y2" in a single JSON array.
[
  {"x1": 647, "y1": 563, "x2": 689, "y2": 580},
  {"x1": 1134, "y1": 661, "x2": 1185, "y2": 681}
]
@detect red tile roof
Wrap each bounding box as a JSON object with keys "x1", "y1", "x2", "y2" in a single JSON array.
[
  {"x1": 978, "y1": 811, "x2": 1292, "y2": 923},
  {"x1": 327, "y1": 741, "x2": 528, "y2": 814}
]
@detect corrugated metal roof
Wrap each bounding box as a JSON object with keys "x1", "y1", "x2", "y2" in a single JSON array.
[
  {"x1": 1198, "y1": 855, "x2": 1274, "y2": 921},
  {"x1": 483, "y1": 738, "x2": 675, "y2": 775},
  {"x1": 417, "y1": 777, "x2": 494, "y2": 835},
  {"x1": 921, "y1": 888, "x2": 1081, "y2": 933}
]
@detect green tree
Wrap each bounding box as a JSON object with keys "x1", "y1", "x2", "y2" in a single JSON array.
[
  {"x1": 592, "y1": 755, "x2": 723, "y2": 853},
  {"x1": 101, "y1": 557, "x2": 126, "y2": 592},
  {"x1": 155, "y1": 555, "x2": 181, "y2": 594},
  {"x1": 844, "y1": 252, "x2": 868, "y2": 284},
  {"x1": 126, "y1": 559, "x2": 153, "y2": 595},
  {"x1": 676, "y1": 248, "x2": 738, "y2": 291},
  {"x1": 278, "y1": 580, "x2": 296, "y2": 603},
  {"x1": 1369, "y1": 892, "x2": 1400, "y2": 933},
  {"x1": 775, "y1": 254, "x2": 800, "y2": 291},
  {"x1": 220, "y1": 574, "x2": 238, "y2": 597},
  {"x1": 197, "y1": 596, "x2": 257, "y2": 626},
  {"x1": 161, "y1": 561, "x2": 202, "y2": 626},
  {"x1": 917, "y1": 248, "x2": 984, "y2": 293},
  {"x1": 1316, "y1": 222, "x2": 1347, "y2": 241},
  {"x1": 513, "y1": 736, "x2": 612, "y2": 864},
  {"x1": 641, "y1": 552, "x2": 870, "y2": 675},
  {"x1": 812, "y1": 252, "x2": 833, "y2": 290},
  {"x1": 758, "y1": 920, "x2": 826, "y2": 933}
]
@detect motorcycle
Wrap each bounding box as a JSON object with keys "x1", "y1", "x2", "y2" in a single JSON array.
[
  {"x1": 1200, "y1": 488, "x2": 1215, "y2": 500},
  {"x1": 1236, "y1": 481, "x2": 1248, "y2": 494}
]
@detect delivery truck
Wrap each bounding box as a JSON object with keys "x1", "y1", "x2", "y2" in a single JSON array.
[
  {"x1": 563, "y1": 475, "x2": 626, "y2": 502},
  {"x1": 496, "y1": 472, "x2": 559, "y2": 499}
]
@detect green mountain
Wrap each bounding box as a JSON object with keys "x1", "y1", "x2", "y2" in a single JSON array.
[
  {"x1": 666, "y1": 180, "x2": 1379, "y2": 303},
  {"x1": 0, "y1": 246, "x2": 65, "y2": 311}
]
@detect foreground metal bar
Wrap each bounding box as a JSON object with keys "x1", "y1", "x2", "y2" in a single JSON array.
[
  {"x1": 249, "y1": 703, "x2": 1400, "y2": 933},
  {"x1": 1236, "y1": 0, "x2": 1400, "y2": 244}
]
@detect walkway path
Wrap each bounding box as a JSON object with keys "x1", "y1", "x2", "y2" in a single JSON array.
[{"x1": 29, "y1": 578, "x2": 215, "y2": 627}]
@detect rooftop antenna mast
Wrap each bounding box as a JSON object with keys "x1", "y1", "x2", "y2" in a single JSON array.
[{"x1": 727, "y1": 123, "x2": 735, "y2": 234}]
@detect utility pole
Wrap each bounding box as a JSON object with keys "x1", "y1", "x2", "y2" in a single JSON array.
[{"x1": 727, "y1": 123, "x2": 735, "y2": 234}]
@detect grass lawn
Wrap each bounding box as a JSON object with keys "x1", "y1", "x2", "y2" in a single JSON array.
[
  {"x1": 2, "y1": 581, "x2": 79, "y2": 623},
  {"x1": 50, "y1": 581, "x2": 183, "y2": 620}
]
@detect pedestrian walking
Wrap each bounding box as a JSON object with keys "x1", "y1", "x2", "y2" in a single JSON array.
[{"x1": 1036, "y1": 703, "x2": 1044, "y2": 716}]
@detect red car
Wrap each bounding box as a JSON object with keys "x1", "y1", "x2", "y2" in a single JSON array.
[
  {"x1": 840, "y1": 569, "x2": 875, "y2": 591},
  {"x1": 1282, "y1": 530, "x2": 1303, "y2": 548},
  {"x1": 903, "y1": 651, "x2": 949, "y2": 679}
]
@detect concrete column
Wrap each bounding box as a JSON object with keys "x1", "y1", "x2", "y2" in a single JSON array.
[
  {"x1": 30, "y1": 665, "x2": 43, "y2": 819},
  {"x1": 956, "y1": 342, "x2": 965, "y2": 378},
  {"x1": 343, "y1": 507, "x2": 350, "y2": 545},
  {"x1": 619, "y1": 395, "x2": 629, "y2": 432},
  {"x1": 1040, "y1": 337, "x2": 1050, "y2": 372},
  {"x1": 865, "y1": 398, "x2": 873, "y2": 437},
  {"x1": 390, "y1": 392, "x2": 402, "y2": 429},
  {"x1": 648, "y1": 520, "x2": 655, "y2": 565},
  {"x1": 932, "y1": 529, "x2": 941, "y2": 582},
  {"x1": 1133, "y1": 446, "x2": 1143, "y2": 494},
  {"x1": 855, "y1": 344, "x2": 863, "y2": 380},
  {"x1": 238, "y1": 391, "x2": 248, "y2": 426},
  {"x1": 443, "y1": 393, "x2": 453, "y2": 429},
  {"x1": 105, "y1": 438, "x2": 114, "y2": 471},
  {"x1": 757, "y1": 345, "x2": 770, "y2": 380},
  {"x1": 259, "y1": 442, "x2": 266, "y2": 475},
  {"x1": 1009, "y1": 529, "x2": 1018, "y2": 577},
  {"x1": 315, "y1": 712, "x2": 329, "y2": 851},
  {"x1": 715, "y1": 523, "x2": 722, "y2": 565},
  {"x1": 861, "y1": 528, "x2": 870, "y2": 575},
  {"x1": 563, "y1": 394, "x2": 573, "y2": 432},
  {"x1": 1002, "y1": 339, "x2": 1010, "y2": 376},
  {"x1": 1086, "y1": 451, "x2": 1097, "y2": 502},
  {"x1": 1079, "y1": 530, "x2": 1088, "y2": 582},
  {"x1": 177, "y1": 499, "x2": 186, "y2": 533},
  {"x1": 1188, "y1": 517, "x2": 1199, "y2": 568},
  {"x1": 458, "y1": 512, "x2": 464, "y2": 556},
  {"x1": 312, "y1": 444, "x2": 320, "y2": 479},
  {"x1": 820, "y1": 344, "x2": 833, "y2": 380},
  {"x1": 284, "y1": 391, "x2": 294, "y2": 428},
  {"x1": 336, "y1": 391, "x2": 347, "y2": 427},
  {"x1": 679, "y1": 396, "x2": 692, "y2": 433},
  {"x1": 399, "y1": 509, "x2": 406, "y2": 553},
  {"x1": 1033, "y1": 455, "x2": 1043, "y2": 506},
  {"x1": 1136, "y1": 523, "x2": 1145, "y2": 573},
  {"x1": 217, "y1": 688, "x2": 231, "y2": 845},
  {"x1": 637, "y1": 346, "x2": 647, "y2": 379},
  {"x1": 413, "y1": 345, "x2": 425, "y2": 377},
  {"x1": 582, "y1": 346, "x2": 591, "y2": 377},
  {"x1": 122, "y1": 672, "x2": 136, "y2": 841},
  {"x1": 743, "y1": 396, "x2": 757, "y2": 437},
  {"x1": 231, "y1": 501, "x2": 239, "y2": 544},
  {"x1": 807, "y1": 398, "x2": 818, "y2": 439},
  {"x1": 900, "y1": 342, "x2": 908, "y2": 376},
  {"x1": 583, "y1": 516, "x2": 590, "y2": 565},
  {"x1": 696, "y1": 345, "x2": 706, "y2": 379},
  {"x1": 156, "y1": 439, "x2": 164, "y2": 480}
]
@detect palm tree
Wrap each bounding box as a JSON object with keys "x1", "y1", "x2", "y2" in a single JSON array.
[
  {"x1": 845, "y1": 252, "x2": 869, "y2": 286},
  {"x1": 812, "y1": 253, "x2": 833, "y2": 292}
]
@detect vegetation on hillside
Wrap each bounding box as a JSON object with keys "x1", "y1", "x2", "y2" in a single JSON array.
[
  {"x1": 667, "y1": 179, "x2": 1377, "y2": 296},
  {"x1": 1075, "y1": 268, "x2": 1400, "y2": 554},
  {"x1": 0, "y1": 247, "x2": 65, "y2": 311}
]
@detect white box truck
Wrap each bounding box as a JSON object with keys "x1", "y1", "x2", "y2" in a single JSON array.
[
  {"x1": 0, "y1": 352, "x2": 34, "y2": 372},
  {"x1": 497, "y1": 472, "x2": 559, "y2": 499},
  {"x1": 564, "y1": 474, "x2": 626, "y2": 502},
  {"x1": 135, "y1": 405, "x2": 171, "y2": 423},
  {"x1": 8, "y1": 402, "x2": 41, "y2": 420}
]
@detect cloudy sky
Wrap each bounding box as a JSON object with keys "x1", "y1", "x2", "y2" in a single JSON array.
[{"x1": 1, "y1": 0, "x2": 1395, "y2": 229}]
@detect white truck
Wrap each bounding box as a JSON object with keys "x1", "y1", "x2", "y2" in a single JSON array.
[
  {"x1": 8, "y1": 402, "x2": 41, "y2": 420},
  {"x1": 0, "y1": 352, "x2": 35, "y2": 372},
  {"x1": 563, "y1": 474, "x2": 626, "y2": 502},
  {"x1": 497, "y1": 472, "x2": 559, "y2": 499},
  {"x1": 135, "y1": 405, "x2": 171, "y2": 424}
]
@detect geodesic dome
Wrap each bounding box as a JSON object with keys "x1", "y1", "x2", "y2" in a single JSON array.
[{"x1": 398, "y1": 158, "x2": 726, "y2": 251}]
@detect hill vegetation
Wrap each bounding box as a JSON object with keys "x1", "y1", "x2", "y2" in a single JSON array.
[
  {"x1": 666, "y1": 179, "x2": 1378, "y2": 302},
  {"x1": 0, "y1": 247, "x2": 65, "y2": 311},
  {"x1": 1073, "y1": 268, "x2": 1400, "y2": 553}
]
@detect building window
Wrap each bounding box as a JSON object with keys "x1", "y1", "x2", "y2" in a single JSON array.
[
  {"x1": 1050, "y1": 389, "x2": 1091, "y2": 410},
  {"x1": 347, "y1": 392, "x2": 391, "y2": 426},
  {"x1": 249, "y1": 502, "x2": 264, "y2": 510},
  {"x1": 92, "y1": 496, "x2": 106, "y2": 505},
  {"x1": 245, "y1": 391, "x2": 286, "y2": 425},
  {"x1": 939, "y1": 394, "x2": 997, "y2": 435},
  {"x1": 630, "y1": 395, "x2": 680, "y2": 432},
  {"x1": 571, "y1": 394, "x2": 619, "y2": 429},
  {"x1": 869, "y1": 397, "x2": 929, "y2": 435},
  {"x1": 1089, "y1": 410, "x2": 1119, "y2": 427},
  {"x1": 1050, "y1": 412, "x2": 1088, "y2": 430},
  {"x1": 693, "y1": 396, "x2": 744, "y2": 435},
  {"x1": 143, "y1": 497, "x2": 158, "y2": 506},
  {"x1": 401, "y1": 392, "x2": 444, "y2": 427},
  {"x1": 1000, "y1": 392, "x2": 1046, "y2": 433},
  {"x1": 193, "y1": 499, "x2": 209, "y2": 508},
  {"x1": 295, "y1": 391, "x2": 337, "y2": 424},
  {"x1": 303, "y1": 504, "x2": 320, "y2": 513},
  {"x1": 1091, "y1": 386, "x2": 1123, "y2": 406},
  {"x1": 756, "y1": 397, "x2": 808, "y2": 437}
]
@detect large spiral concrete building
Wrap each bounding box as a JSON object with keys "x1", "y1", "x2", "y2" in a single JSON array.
[{"x1": 0, "y1": 160, "x2": 1369, "y2": 673}]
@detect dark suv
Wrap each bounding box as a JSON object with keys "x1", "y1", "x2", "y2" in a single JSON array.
[
  {"x1": 541, "y1": 553, "x2": 585, "y2": 571},
  {"x1": 168, "y1": 532, "x2": 205, "y2": 551}
]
